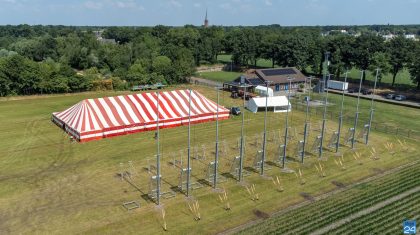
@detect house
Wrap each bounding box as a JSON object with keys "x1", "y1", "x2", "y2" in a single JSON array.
[{"x1": 223, "y1": 67, "x2": 307, "y2": 92}]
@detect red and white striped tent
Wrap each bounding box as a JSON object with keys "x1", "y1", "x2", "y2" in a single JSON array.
[{"x1": 52, "y1": 90, "x2": 230, "y2": 142}]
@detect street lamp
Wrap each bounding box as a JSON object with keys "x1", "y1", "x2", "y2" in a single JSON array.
[
  {"x1": 365, "y1": 69, "x2": 379, "y2": 145},
  {"x1": 351, "y1": 70, "x2": 364, "y2": 149},
  {"x1": 238, "y1": 77, "x2": 251, "y2": 182},
  {"x1": 282, "y1": 77, "x2": 294, "y2": 168},
  {"x1": 261, "y1": 80, "x2": 272, "y2": 175},
  {"x1": 336, "y1": 71, "x2": 349, "y2": 153}
]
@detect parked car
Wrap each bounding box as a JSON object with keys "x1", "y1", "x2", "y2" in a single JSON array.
[
  {"x1": 230, "y1": 91, "x2": 239, "y2": 99},
  {"x1": 361, "y1": 88, "x2": 373, "y2": 95},
  {"x1": 347, "y1": 87, "x2": 358, "y2": 93},
  {"x1": 394, "y1": 95, "x2": 406, "y2": 101},
  {"x1": 230, "y1": 107, "x2": 241, "y2": 115},
  {"x1": 385, "y1": 93, "x2": 395, "y2": 99}
]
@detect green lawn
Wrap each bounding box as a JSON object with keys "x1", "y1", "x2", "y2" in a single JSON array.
[
  {"x1": 217, "y1": 54, "x2": 415, "y2": 87},
  {"x1": 0, "y1": 85, "x2": 419, "y2": 234},
  {"x1": 197, "y1": 71, "x2": 242, "y2": 83},
  {"x1": 217, "y1": 54, "x2": 276, "y2": 68}
]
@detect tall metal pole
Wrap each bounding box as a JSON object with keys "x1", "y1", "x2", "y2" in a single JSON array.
[
  {"x1": 283, "y1": 77, "x2": 293, "y2": 167},
  {"x1": 239, "y1": 84, "x2": 247, "y2": 182},
  {"x1": 261, "y1": 81, "x2": 270, "y2": 175},
  {"x1": 319, "y1": 74, "x2": 331, "y2": 158},
  {"x1": 336, "y1": 71, "x2": 349, "y2": 153},
  {"x1": 186, "y1": 89, "x2": 192, "y2": 196},
  {"x1": 301, "y1": 76, "x2": 311, "y2": 163},
  {"x1": 156, "y1": 91, "x2": 161, "y2": 205},
  {"x1": 214, "y1": 87, "x2": 220, "y2": 188},
  {"x1": 351, "y1": 71, "x2": 364, "y2": 149},
  {"x1": 365, "y1": 69, "x2": 379, "y2": 145}
]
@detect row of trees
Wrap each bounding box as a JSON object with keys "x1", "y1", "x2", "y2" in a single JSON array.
[{"x1": 0, "y1": 24, "x2": 420, "y2": 96}]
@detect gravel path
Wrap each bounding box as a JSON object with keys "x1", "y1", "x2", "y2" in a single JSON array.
[{"x1": 310, "y1": 185, "x2": 420, "y2": 235}]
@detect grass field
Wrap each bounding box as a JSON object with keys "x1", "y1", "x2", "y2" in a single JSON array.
[
  {"x1": 0, "y1": 85, "x2": 419, "y2": 234},
  {"x1": 197, "y1": 71, "x2": 242, "y2": 83},
  {"x1": 216, "y1": 54, "x2": 415, "y2": 87}
]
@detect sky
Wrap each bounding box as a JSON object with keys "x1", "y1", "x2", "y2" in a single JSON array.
[{"x1": 0, "y1": 0, "x2": 419, "y2": 26}]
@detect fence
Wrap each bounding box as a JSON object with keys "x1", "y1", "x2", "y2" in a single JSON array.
[{"x1": 292, "y1": 100, "x2": 420, "y2": 140}]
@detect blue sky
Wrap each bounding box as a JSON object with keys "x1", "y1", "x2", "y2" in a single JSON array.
[{"x1": 0, "y1": 0, "x2": 419, "y2": 26}]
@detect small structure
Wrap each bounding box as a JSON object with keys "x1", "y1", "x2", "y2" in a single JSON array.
[
  {"x1": 246, "y1": 96, "x2": 291, "y2": 113},
  {"x1": 254, "y1": 85, "x2": 274, "y2": 97},
  {"x1": 327, "y1": 80, "x2": 348, "y2": 91}
]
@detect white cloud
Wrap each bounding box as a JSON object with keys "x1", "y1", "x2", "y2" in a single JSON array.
[
  {"x1": 168, "y1": 0, "x2": 182, "y2": 8},
  {"x1": 2, "y1": 0, "x2": 17, "y2": 3},
  {"x1": 112, "y1": 0, "x2": 145, "y2": 10},
  {"x1": 265, "y1": 0, "x2": 272, "y2": 6},
  {"x1": 84, "y1": 1, "x2": 103, "y2": 10},
  {"x1": 219, "y1": 2, "x2": 231, "y2": 10},
  {"x1": 193, "y1": 2, "x2": 201, "y2": 8}
]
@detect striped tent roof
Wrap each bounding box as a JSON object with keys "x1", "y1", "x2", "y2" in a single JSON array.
[{"x1": 52, "y1": 90, "x2": 230, "y2": 142}]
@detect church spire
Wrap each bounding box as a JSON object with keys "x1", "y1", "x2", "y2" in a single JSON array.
[{"x1": 204, "y1": 8, "x2": 209, "y2": 27}]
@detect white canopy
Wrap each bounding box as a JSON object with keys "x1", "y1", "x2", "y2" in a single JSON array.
[
  {"x1": 255, "y1": 85, "x2": 274, "y2": 97},
  {"x1": 246, "y1": 96, "x2": 291, "y2": 113}
]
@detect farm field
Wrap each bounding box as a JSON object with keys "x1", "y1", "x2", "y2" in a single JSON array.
[
  {"x1": 236, "y1": 161, "x2": 420, "y2": 234},
  {"x1": 0, "y1": 84, "x2": 419, "y2": 234}
]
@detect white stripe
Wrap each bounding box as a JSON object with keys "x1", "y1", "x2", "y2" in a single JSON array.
[
  {"x1": 64, "y1": 102, "x2": 82, "y2": 126},
  {"x1": 87, "y1": 99, "x2": 110, "y2": 128},
  {"x1": 171, "y1": 90, "x2": 196, "y2": 116},
  {"x1": 98, "y1": 98, "x2": 120, "y2": 127},
  {"x1": 76, "y1": 104, "x2": 86, "y2": 131},
  {"x1": 118, "y1": 96, "x2": 141, "y2": 123},
  {"x1": 164, "y1": 92, "x2": 187, "y2": 117},
  {"x1": 158, "y1": 92, "x2": 178, "y2": 118},
  {"x1": 137, "y1": 94, "x2": 158, "y2": 120},
  {"x1": 108, "y1": 97, "x2": 131, "y2": 125},
  {"x1": 128, "y1": 95, "x2": 150, "y2": 122},
  {"x1": 191, "y1": 91, "x2": 211, "y2": 113},
  {"x1": 70, "y1": 103, "x2": 84, "y2": 129},
  {"x1": 179, "y1": 90, "x2": 202, "y2": 115},
  {"x1": 61, "y1": 102, "x2": 81, "y2": 124},
  {"x1": 146, "y1": 93, "x2": 169, "y2": 119},
  {"x1": 86, "y1": 103, "x2": 100, "y2": 131},
  {"x1": 83, "y1": 104, "x2": 91, "y2": 132},
  {"x1": 196, "y1": 91, "x2": 218, "y2": 111}
]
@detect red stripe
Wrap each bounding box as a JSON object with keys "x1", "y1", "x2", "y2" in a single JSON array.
[
  {"x1": 150, "y1": 92, "x2": 173, "y2": 119},
  {"x1": 114, "y1": 96, "x2": 136, "y2": 124},
  {"x1": 93, "y1": 99, "x2": 115, "y2": 127},
  {"x1": 132, "y1": 94, "x2": 154, "y2": 121},
  {"x1": 141, "y1": 93, "x2": 164, "y2": 120},
  {"x1": 167, "y1": 91, "x2": 189, "y2": 116},
  {"x1": 67, "y1": 102, "x2": 83, "y2": 128},
  {"x1": 123, "y1": 95, "x2": 145, "y2": 123},
  {"x1": 161, "y1": 92, "x2": 181, "y2": 117},
  {"x1": 103, "y1": 97, "x2": 125, "y2": 126},
  {"x1": 182, "y1": 90, "x2": 207, "y2": 115},
  {"x1": 192, "y1": 90, "x2": 214, "y2": 113},
  {"x1": 86, "y1": 101, "x2": 105, "y2": 129},
  {"x1": 175, "y1": 90, "x2": 197, "y2": 116}
]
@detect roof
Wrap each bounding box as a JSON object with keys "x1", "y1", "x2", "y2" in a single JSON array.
[
  {"x1": 250, "y1": 96, "x2": 290, "y2": 107},
  {"x1": 52, "y1": 90, "x2": 229, "y2": 142},
  {"x1": 255, "y1": 67, "x2": 306, "y2": 84}
]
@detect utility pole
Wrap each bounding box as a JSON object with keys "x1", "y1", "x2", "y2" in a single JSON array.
[
  {"x1": 351, "y1": 71, "x2": 364, "y2": 149},
  {"x1": 213, "y1": 87, "x2": 220, "y2": 188},
  {"x1": 261, "y1": 80, "x2": 271, "y2": 175},
  {"x1": 336, "y1": 71, "x2": 349, "y2": 153},
  {"x1": 301, "y1": 76, "x2": 311, "y2": 163},
  {"x1": 156, "y1": 91, "x2": 161, "y2": 205},
  {"x1": 365, "y1": 69, "x2": 379, "y2": 145},
  {"x1": 186, "y1": 89, "x2": 192, "y2": 196},
  {"x1": 283, "y1": 77, "x2": 294, "y2": 167}
]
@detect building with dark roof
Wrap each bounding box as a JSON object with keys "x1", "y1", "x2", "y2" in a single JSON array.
[{"x1": 223, "y1": 67, "x2": 307, "y2": 92}]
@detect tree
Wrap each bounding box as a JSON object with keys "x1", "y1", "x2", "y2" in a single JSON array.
[
  {"x1": 408, "y1": 41, "x2": 420, "y2": 89},
  {"x1": 387, "y1": 36, "x2": 415, "y2": 86},
  {"x1": 368, "y1": 52, "x2": 391, "y2": 87},
  {"x1": 351, "y1": 33, "x2": 384, "y2": 83}
]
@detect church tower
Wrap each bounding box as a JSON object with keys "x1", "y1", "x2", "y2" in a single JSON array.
[{"x1": 204, "y1": 9, "x2": 209, "y2": 27}]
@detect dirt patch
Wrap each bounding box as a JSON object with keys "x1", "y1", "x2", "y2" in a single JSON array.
[
  {"x1": 371, "y1": 168, "x2": 384, "y2": 174},
  {"x1": 300, "y1": 192, "x2": 315, "y2": 202},
  {"x1": 331, "y1": 180, "x2": 346, "y2": 188},
  {"x1": 253, "y1": 209, "x2": 270, "y2": 219}
]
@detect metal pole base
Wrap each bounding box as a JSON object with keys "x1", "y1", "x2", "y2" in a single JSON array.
[{"x1": 281, "y1": 168, "x2": 295, "y2": 173}]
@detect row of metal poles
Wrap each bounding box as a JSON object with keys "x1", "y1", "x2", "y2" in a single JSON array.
[{"x1": 154, "y1": 52, "x2": 380, "y2": 205}]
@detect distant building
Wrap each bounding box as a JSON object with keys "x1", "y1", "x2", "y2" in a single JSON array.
[
  {"x1": 405, "y1": 34, "x2": 416, "y2": 40},
  {"x1": 204, "y1": 9, "x2": 209, "y2": 28},
  {"x1": 383, "y1": 34, "x2": 395, "y2": 41},
  {"x1": 223, "y1": 67, "x2": 307, "y2": 92}
]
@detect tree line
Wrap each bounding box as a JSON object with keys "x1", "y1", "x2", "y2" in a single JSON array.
[{"x1": 0, "y1": 24, "x2": 420, "y2": 96}]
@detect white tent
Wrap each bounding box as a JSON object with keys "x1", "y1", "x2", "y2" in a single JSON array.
[
  {"x1": 246, "y1": 96, "x2": 291, "y2": 113},
  {"x1": 255, "y1": 85, "x2": 274, "y2": 97}
]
